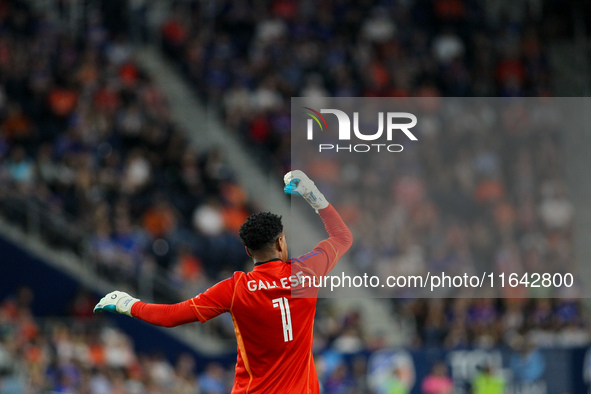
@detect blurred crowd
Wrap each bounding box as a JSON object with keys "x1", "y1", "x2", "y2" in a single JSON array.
[
  {"x1": 0, "y1": 0, "x2": 588, "y2": 393},
  {"x1": 293, "y1": 97, "x2": 585, "y2": 353},
  {"x1": 159, "y1": 0, "x2": 587, "y2": 353},
  {"x1": 2, "y1": 289, "x2": 580, "y2": 393},
  {"x1": 0, "y1": 288, "x2": 395, "y2": 394},
  {"x1": 160, "y1": 0, "x2": 561, "y2": 171},
  {"x1": 0, "y1": 288, "x2": 455, "y2": 394},
  {"x1": 0, "y1": 0, "x2": 252, "y2": 303},
  {"x1": 0, "y1": 287, "x2": 237, "y2": 393}
]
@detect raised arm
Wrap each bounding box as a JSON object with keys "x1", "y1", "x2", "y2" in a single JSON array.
[
  {"x1": 313, "y1": 203, "x2": 353, "y2": 273},
  {"x1": 284, "y1": 170, "x2": 353, "y2": 276}
]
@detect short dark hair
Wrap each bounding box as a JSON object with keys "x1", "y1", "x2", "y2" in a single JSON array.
[{"x1": 239, "y1": 212, "x2": 283, "y2": 252}]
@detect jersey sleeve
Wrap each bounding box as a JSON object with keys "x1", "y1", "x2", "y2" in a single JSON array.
[
  {"x1": 131, "y1": 277, "x2": 235, "y2": 326},
  {"x1": 293, "y1": 204, "x2": 353, "y2": 278},
  {"x1": 189, "y1": 277, "x2": 235, "y2": 322}
]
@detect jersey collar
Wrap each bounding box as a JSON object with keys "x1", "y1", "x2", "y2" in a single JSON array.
[{"x1": 254, "y1": 258, "x2": 283, "y2": 267}]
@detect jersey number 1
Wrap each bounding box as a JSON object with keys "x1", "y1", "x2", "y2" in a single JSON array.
[{"x1": 272, "y1": 297, "x2": 293, "y2": 342}]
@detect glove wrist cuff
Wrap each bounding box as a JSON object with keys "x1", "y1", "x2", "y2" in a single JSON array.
[
  {"x1": 303, "y1": 189, "x2": 329, "y2": 211},
  {"x1": 118, "y1": 297, "x2": 139, "y2": 317}
]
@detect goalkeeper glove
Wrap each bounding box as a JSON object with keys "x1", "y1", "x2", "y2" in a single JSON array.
[
  {"x1": 284, "y1": 170, "x2": 329, "y2": 212},
  {"x1": 93, "y1": 291, "x2": 139, "y2": 317}
]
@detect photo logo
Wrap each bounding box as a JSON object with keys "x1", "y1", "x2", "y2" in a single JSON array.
[
  {"x1": 304, "y1": 107, "x2": 418, "y2": 153},
  {"x1": 304, "y1": 107, "x2": 329, "y2": 137}
]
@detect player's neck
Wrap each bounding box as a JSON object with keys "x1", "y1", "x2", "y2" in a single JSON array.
[{"x1": 252, "y1": 252, "x2": 283, "y2": 265}]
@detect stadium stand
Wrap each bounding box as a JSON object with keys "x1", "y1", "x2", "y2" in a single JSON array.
[
  {"x1": 0, "y1": 0, "x2": 590, "y2": 392},
  {"x1": 0, "y1": 0, "x2": 251, "y2": 304},
  {"x1": 159, "y1": 0, "x2": 556, "y2": 171},
  {"x1": 156, "y1": 0, "x2": 589, "y2": 391},
  {"x1": 0, "y1": 286, "x2": 237, "y2": 392},
  {"x1": 159, "y1": 0, "x2": 584, "y2": 332}
]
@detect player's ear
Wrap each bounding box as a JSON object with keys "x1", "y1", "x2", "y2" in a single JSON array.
[
  {"x1": 245, "y1": 246, "x2": 253, "y2": 258},
  {"x1": 276, "y1": 233, "x2": 285, "y2": 252}
]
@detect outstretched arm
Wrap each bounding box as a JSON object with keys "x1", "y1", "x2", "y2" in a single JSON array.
[
  {"x1": 94, "y1": 277, "x2": 235, "y2": 326},
  {"x1": 131, "y1": 300, "x2": 200, "y2": 327}
]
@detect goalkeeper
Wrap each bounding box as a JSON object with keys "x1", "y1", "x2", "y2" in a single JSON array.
[{"x1": 94, "y1": 170, "x2": 353, "y2": 393}]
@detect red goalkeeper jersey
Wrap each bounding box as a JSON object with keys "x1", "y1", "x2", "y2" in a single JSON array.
[{"x1": 131, "y1": 204, "x2": 353, "y2": 393}]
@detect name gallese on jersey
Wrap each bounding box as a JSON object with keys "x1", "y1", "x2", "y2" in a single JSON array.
[{"x1": 247, "y1": 271, "x2": 305, "y2": 291}]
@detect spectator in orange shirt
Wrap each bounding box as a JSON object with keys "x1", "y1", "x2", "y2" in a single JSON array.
[
  {"x1": 143, "y1": 196, "x2": 177, "y2": 239},
  {"x1": 48, "y1": 85, "x2": 78, "y2": 118},
  {"x1": 2, "y1": 103, "x2": 33, "y2": 143}
]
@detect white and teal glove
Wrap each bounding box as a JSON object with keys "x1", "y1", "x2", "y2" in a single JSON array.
[
  {"x1": 284, "y1": 170, "x2": 329, "y2": 212},
  {"x1": 93, "y1": 291, "x2": 139, "y2": 317}
]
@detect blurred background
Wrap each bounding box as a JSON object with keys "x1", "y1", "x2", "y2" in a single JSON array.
[{"x1": 0, "y1": 0, "x2": 590, "y2": 393}]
